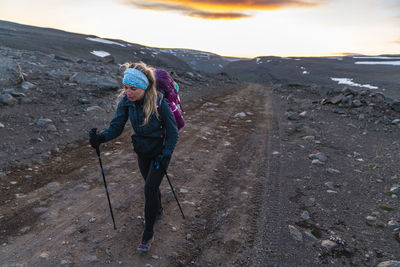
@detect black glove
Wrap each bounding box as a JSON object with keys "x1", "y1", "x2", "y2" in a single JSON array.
[
  {"x1": 153, "y1": 154, "x2": 170, "y2": 171},
  {"x1": 89, "y1": 128, "x2": 105, "y2": 150}
]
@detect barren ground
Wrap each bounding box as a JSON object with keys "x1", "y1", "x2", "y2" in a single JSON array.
[
  {"x1": 1, "y1": 83, "x2": 277, "y2": 266},
  {"x1": 1, "y1": 82, "x2": 400, "y2": 267}
]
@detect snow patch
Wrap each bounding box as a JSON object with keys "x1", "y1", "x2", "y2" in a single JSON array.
[
  {"x1": 282, "y1": 58, "x2": 301, "y2": 61},
  {"x1": 353, "y1": 56, "x2": 400, "y2": 59},
  {"x1": 85, "y1": 37, "x2": 126, "y2": 47},
  {"x1": 355, "y1": 61, "x2": 400, "y2": 66},
  {"x1": 331, "y1": 78, "x2": 378, "y2": 89},
  {"x1": 324, "y1": 57, "x2": 343, "y2": 60},
  {"x1": 90, "y1": 51, "x2": 110, "y2": 57}
]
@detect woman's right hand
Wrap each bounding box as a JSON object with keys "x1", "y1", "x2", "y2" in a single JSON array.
[{"x1": 89, "y1": 128, "x2": 105, "y2": 149}]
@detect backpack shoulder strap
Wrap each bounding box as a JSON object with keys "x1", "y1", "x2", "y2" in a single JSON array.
[
  {"x1": 157, "y1": 97, "x2": 163, "y2": 114},
  {"x1": 156, "y1": 97, "x2": 166, "y2": 128}
]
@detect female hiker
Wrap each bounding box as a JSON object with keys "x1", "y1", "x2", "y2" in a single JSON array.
[{"x1": 89, "y1": 62, "x2": 178, "y2": 253}]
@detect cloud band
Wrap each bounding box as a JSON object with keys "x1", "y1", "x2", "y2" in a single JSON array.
[{"x1": 126, "y1": 0, "x2": 317, "y2": 20}]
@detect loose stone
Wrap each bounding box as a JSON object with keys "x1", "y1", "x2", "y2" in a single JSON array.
[
  {"x1": 377, "y1": 261, "x2": 400, "y2": 267},
  {"x1": 39, "y1": 252, "x2": 50, "y2": 259},
  {"x1": 321, "y1": 240, "x2": 337, "y2": 251},
  {"x1": 326, "y1": 190, "x2": 338, "y2": 194},
  {"x1": 288, "y1": 225, "x2": 303, "y2": 243},
  {"x1": 388, "y1": 220, "x2": 400, "y2": 230},
  {"x1": 324, "y1": 182, "x2": 334, "y2": 189},
  {"x1": 327, "y1": 168, "x2": 341, "y2": 174},
  {"x1": 301, "y1": 211, "x2": 310, "y2": 220}
]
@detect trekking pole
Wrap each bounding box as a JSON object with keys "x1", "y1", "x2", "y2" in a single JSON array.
[
  {"x1": 92, "y1": 128, "x2": 117, "y2": 230},
  {"x1": 164, "y1": 171, "x2": 185, "y2": 219}
]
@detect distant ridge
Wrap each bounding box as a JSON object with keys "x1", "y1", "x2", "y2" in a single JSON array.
[{"x1": 0, "y1": 20, "x2": 245, "y2": 73}]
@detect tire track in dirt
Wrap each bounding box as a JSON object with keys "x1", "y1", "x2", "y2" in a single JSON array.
[
  {"x1": 248, "y1": 90, "x2": 309, "y2": 266},
  {"x1": 249, "y1": 97, "x2": 287, "y2": 266},
  {"x1": 0, "y1": 83, "x2": 275, "y2": 266},
  {"x1": 169, "y1": 83, "x2": 275, "y2": 266}
]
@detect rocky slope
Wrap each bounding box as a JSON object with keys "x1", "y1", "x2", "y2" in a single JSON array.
[
  {"x1": 0, "y1": 44, "x2": 234, "y2": 170},
  {"x1": 0, "y1": 20, "x2": 190, "y2": 70},
  {"x1": 255, "y1": 82, "x2": 400, "y2": 265},
  {"x1": 148, "y1": 48, "x2": 246, "y2": 73}
]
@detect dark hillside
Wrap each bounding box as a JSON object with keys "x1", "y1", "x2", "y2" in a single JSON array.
[{"x1": 0, "y1": 20, "x2": 190, "y2": 70}]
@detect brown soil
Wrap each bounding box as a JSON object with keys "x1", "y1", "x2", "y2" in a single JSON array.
[
  {"x1": 2, "y1": 82, "x2": 400, "y2": 266},
  {"x1": 0, "y1": 83, "x2": 274, "y2": 266}
]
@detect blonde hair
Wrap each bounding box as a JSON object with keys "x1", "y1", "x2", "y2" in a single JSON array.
[{"x1": 120, "y1": 62, "x2": 162, "y2": 125}]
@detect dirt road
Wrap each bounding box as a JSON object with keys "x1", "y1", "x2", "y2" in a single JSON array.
[{"x1": 1, "y1": 83, "x2": 282, "y2": 266}]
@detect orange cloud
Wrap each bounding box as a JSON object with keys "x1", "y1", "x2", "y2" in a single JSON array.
[
  {"x1": 125, "y1": 0, "x2": 317, "y2": 19},
  {"x1": 134, "y1": 0, "x2": 317, "y2": 10},
  {"x1": 338, "y1": 52, "x2": 364, "y2": 57}
]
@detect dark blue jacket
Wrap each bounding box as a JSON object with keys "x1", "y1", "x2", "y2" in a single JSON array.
[{"x1": 101, "y1": 95, "x2": 178, "y2": 157}]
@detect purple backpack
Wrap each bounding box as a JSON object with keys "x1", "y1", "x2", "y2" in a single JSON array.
[{"x1": 155, "y1": 69, "x2": 185, "y2": 131}]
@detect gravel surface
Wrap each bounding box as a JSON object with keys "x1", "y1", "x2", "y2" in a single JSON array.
[{"x1": 1, "y1": 20, "x2": 400, "y2": 266}]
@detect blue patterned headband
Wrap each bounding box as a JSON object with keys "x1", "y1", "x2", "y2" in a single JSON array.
[{"x1": 123, "y1": 68, "x2": 149, "y2": 90}]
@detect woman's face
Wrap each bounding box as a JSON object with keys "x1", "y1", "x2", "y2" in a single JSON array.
[{"x1": 123, "y1": 84, "x2": 145, "y2": 102}]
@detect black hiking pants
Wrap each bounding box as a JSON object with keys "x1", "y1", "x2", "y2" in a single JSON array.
[{"x1": 137, "y1": 156, "x2": 169, "y2": 241}]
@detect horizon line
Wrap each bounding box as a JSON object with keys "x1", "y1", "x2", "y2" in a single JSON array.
[{"x1": 1, "y1": 19, "x2": 399, "y2": 59}]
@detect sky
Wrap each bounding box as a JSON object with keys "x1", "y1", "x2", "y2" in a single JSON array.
[{"x1": 0, "y1": 0, "x2": 399, "y2": 58}]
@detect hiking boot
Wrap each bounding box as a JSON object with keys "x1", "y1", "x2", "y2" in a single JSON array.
[{"x1": 136, "y1": 235, "x2": 154, "y2": 254}]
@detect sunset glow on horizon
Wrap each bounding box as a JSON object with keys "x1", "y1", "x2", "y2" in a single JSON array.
[{"x1": 0, "y1": 0, "x2": 399, "y2": 58}]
